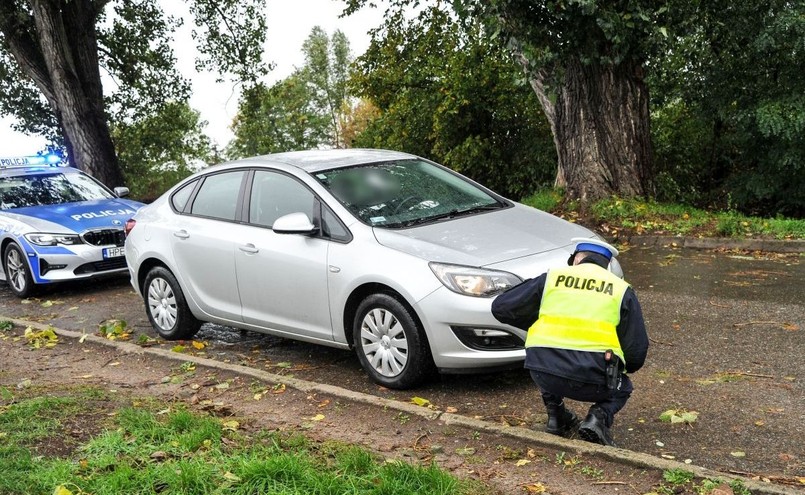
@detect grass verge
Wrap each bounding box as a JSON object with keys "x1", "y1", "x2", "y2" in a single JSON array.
[
  {"x1": 0, "y1": 388, "x2": 485, "y2": 495},
  {"x1": 521, "y1": 190, "x2": 805, "y2": 240}
]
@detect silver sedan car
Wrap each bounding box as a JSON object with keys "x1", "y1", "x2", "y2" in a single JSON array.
[{"x1": 125, "y1": 149, "x2": 618, "y2": 389}]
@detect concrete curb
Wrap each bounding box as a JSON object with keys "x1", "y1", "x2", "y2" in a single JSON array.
[
  {"x1": 625, "y1": 235, "x2": 805, "y2": 253},
  {"x1": 5, "y1": 315, "x2": 800, "y2": 495}
]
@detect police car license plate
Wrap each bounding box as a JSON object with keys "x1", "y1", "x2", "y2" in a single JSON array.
[{"x1": 103, "y1": 247, "x2": 125, "y2": 259}]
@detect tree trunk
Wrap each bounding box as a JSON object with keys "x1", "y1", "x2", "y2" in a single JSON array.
[
  {"x1": 523, "y1": 56, "x2": 653, "y2": 203},
  {"x1": 2, "y1": 0, "x2": 125, "y2": 188}
]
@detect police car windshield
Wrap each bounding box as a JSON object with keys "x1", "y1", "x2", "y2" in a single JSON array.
[{"x1": 0, "y1": 172, "x2": 113, "y2": 209}]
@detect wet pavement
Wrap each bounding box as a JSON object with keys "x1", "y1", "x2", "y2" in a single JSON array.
[{"x1": 0, "y1": 246, "x2": 803, "y2": 481}]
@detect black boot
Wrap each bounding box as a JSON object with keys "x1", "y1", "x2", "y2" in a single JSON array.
[
  {"x1": 578, "y1": 406, "x2": 617, "y2": 447},
  {"x1": 543, "y1": 400, "x2": 579, "y2": 437}
]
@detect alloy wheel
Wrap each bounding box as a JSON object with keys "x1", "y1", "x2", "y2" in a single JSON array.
[{"x1": 6, "y1": 248, "x2": 27, "y2": 293}]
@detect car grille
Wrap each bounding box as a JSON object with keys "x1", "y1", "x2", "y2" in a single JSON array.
[
  {"x1": 73, "y1": 258, "x2": 128, "y2": 275},
  {"x1": 82, "y1": 229, "x2": 125, "y2": 247}
]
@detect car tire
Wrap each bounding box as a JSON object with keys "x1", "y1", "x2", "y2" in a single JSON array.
[
  {"x1": 353, "y1": 293, "x2": 434, "y2": 389},
  {"x1": 3, "y1": 243, "x2": 37, "y2": 298},
  {"x1": 143, "y1": 266, "x2": 201, "y2": 340}
]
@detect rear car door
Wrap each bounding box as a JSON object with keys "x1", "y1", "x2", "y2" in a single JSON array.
[
  {"x1": 234, "y1": 169, "x2": 332, "y2": 340},
  {"x1": 170, "y1": 170, "x2": 247, "y2": 323}
]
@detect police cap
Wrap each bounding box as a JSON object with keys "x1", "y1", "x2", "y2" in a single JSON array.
[{"x1": 570, "y1": 237, "x2": 619, "y2": 260}]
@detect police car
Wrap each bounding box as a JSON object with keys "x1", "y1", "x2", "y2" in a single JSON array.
[{"x1": 0, "y1": 155, "x2": 143, "y2": 297}]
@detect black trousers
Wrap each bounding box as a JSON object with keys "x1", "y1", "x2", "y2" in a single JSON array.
[{"x1": 529, "y1": 370, "x2": 633, "y2": 427}]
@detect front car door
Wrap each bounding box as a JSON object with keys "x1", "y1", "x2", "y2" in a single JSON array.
[{"x1": 235, "y1": 169, "x2": 333, "y2": 341}]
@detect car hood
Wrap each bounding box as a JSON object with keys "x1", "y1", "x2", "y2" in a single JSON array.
[
  {"x1": 372, "y1": 203, "x2": 595, "y2": 267},
  {"x1": 2, "y1": 198, "x2": 143, "y2": 233}
]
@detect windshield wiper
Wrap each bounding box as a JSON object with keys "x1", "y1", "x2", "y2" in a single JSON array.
[{"x1": 393, "y1": 203, "x2": 503, "y2": 228}]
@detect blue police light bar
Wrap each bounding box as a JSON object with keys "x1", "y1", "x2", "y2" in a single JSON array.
[{"x1": 0, "y1": 154, "x2": 65, "y2": 168}]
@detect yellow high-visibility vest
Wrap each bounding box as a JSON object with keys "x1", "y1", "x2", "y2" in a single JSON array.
[{"x1": 525, "y1": 263, "x2": 630, "y2": 365}]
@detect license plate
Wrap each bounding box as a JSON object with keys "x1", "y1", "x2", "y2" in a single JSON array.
[{"x1": 103, "y1": 246, "x2": 125, "y2": 259}]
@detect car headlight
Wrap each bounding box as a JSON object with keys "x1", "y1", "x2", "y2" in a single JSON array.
[
  {"x1": 24, "y1": 233, "x2": 82, "y2": 246},
  {"x1": 429, "y1": 262, "x2": 522, "y2": 297}
]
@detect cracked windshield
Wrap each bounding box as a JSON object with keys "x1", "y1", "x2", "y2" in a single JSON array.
[{"x1": 316, "y1": 159, "x2": 505, "y2": 228}]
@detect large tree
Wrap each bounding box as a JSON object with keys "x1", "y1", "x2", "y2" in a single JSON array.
[
  {"x1": 0, "y1": 0, "x2": 266, "y2": 187},
  {"x1": 346, "y1": 0, "x2": 668, "y2": 203}
]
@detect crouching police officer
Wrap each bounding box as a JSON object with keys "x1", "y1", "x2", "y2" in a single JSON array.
[{"x1": 491, "y1": 238, "x2": 648, "y2": 447}]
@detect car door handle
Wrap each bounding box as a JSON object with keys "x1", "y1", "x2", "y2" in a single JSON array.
[
  {"x1": 239, "y1": 243, "x2": 259, "y2": 254},
  {"x1": 173, "y1": 230, "x2": 190, "y2": 239}
]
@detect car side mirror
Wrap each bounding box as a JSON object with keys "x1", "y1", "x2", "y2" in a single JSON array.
[
  {"x1": 272, "y1": 212, "x2": 318, "y2": 235},
  {"x1": 114, "y1": 187, "x2": 130, "y2": 198}
]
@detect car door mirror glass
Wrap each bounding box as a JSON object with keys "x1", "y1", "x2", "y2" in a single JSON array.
[{"x1": 272, "y1": 212, "x2": 317, "y2": 235}]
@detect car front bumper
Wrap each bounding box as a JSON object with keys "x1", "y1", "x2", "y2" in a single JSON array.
[
  {"x1": 415, "y1": 286, "x2": 526, "y2": 372},
  {"x1": 22, "y1": 241, "x2": 128, "y2": 284}
]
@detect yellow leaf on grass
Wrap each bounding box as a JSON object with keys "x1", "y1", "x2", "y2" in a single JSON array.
[
  {"x1": 52, "y1": 486, "x2": 73, "y2": 495},
  {"x1": 410, "y1": 397, "x2": 431, "y2": 407},
  {"x1": 222, "y1": 420, "x2": 239, "y2": 431},
  {"x1": 515, "y1": 459, "x2": 531, "y2": 466},
  {"x1": 223, "y1": 471, "x2": 241, "y2": 482},
  {"x1": 191, "y1": 341, "x2": 206, "y2": 350}
]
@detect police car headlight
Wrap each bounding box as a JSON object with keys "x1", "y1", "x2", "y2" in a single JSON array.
[
  {"x1": 429, "y1": 262, "x2": 522, "y2": 297},
  {"x1": 24, "y1": 233, "x2": 82, "y2": 246}
]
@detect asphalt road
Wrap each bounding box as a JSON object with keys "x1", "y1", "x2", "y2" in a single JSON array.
[{"x1": 1, "y1": 245, "x2": 802, "y2": 480}]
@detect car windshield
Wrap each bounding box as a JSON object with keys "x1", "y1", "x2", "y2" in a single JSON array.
[
  {"x1": 315, "y1": 159, "x2": 505, "y2": 228},
  {"x1": 0, "y1": 172, "x2": 113, "y2": 209}
]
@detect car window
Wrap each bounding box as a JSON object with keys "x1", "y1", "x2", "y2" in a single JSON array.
[
  {"x1": 190, "y1": 171, "x2": 245, "y2": 221},
  {"x1": 171, "y1": 179, "x2": 197, "y2": 212},
  {"x1": 0, "y1": 172, "x2": 113, "y2": 209},
  {"x1": 248, "y1": 171, "x2": 315, "y2": 228},
  {"x1": 315, "y1": 159, "x2": 505, "y2": 228},
  {"x1": 321, "y1": 205, "x2": 350, "y2": 242}
]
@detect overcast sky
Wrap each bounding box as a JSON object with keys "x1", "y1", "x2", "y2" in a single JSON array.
[{"x1": 0, "y1": 0, "x2": 385, "y2": 157}]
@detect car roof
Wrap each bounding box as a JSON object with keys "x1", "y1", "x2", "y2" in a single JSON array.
[{"x1": 215, "y1": 149, "x2": 419, "y2": 174}]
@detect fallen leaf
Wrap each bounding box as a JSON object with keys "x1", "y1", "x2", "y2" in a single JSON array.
[
  {"x1": 222, "y1": 471, "x2": 241, "y2": 482},
  {"x1": 68, "y1": 306, "x2": 78, "y2": 311},
  {"x1": 730, "y1": 451, "x2": 746, "y2": 457},
  {"x1": 171, "y1": 345, "x2": 186, "y2": 353},
  {"x1": 308, "y1": 414, "x2": 325, "y2": 422},
  {"x1": 108, "y1": 362, "x2": 120, "y2": 367},
  {"x1": 524, "y1": 482, "x2": 546, "y2": 493},
  {"x1": 253, "y1": 393, "x2": 263, "y2": 401},
  {"x1": 221, "y1": 420, "x2": 239, "y2": 431},
  {"x1": 191, "y1": 341, "x2": 206, "y2": 350},
  {"x1": 52, "y1": 486, "x2": 73, "y2": 495},
  {"x1": 150, "y1": 451, "x2": 168, "y2": 461},
  {"x1": 78, "y1": 334, "x2": 88, "y2": 343},
  {"x1": 272, "y1": 383, "x2": 286, "y2": 394},
  {"x1": 515, "y1": 459, "x2": 531, "y2": 466},
  {"x1": 40, "y1": 300, "x2": 53, "y2": 308},
  {"x1": 445, "y1": 406, "x2": 458, "y2": 413},
  {"x1": 411, "y1": 397, "x2": 431, "y2": 407},
  {"x1": 214, "y1": 382, "x2": 230, "y2": 390}
]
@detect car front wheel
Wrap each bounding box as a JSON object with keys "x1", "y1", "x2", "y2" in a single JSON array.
[
  {"x1": 4, "y1": 243, "x2": 36, "y2": 298},
  {"x1": 143, "y1": 266, "x2": 201, "y2": 340},
  {"x1": 353, "y1": 293, "x2": 434, "y2": 389}
]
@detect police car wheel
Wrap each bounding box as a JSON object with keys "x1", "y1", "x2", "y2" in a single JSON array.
[
  {"x1": 353, "y1": 293, "x2": 434, "y2": 389},
  {"x1": 143, "y1": 266, "x2": 201, "y2": 340},
  {"x1": 4, "y1": 243, "x2": 37, "y2": 298}
]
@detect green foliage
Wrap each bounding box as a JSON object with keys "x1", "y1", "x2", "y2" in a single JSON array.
[
  {"x1": 649, "y1": 0, "x2": 805, "y2": 216},
  {"x1": 663, "y1": 469, "x2": 695, "y2": 486},
  {"x1": 228, "y1": 27, "x2": 352, "y2": 157},
  {"x1": 0, "y1": 321, "x2": 13, "y2": 332},
  {"x1": 113, "y1": 102, "x2": 215, "y2": 200},
  {"x1": 521, "y1": 189, "x2": 564, "y2": 212},
  {"x1": 351, "y1": 6, "x2": 556, "y2": 198}
]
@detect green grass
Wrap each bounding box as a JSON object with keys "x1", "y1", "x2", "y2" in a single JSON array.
[
  {"x1": 0, "y1": 392, "x2": 486, "y2": 495},
  {"x1": 521, "y1": 189, "x2": 805, "y2": 239}
]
